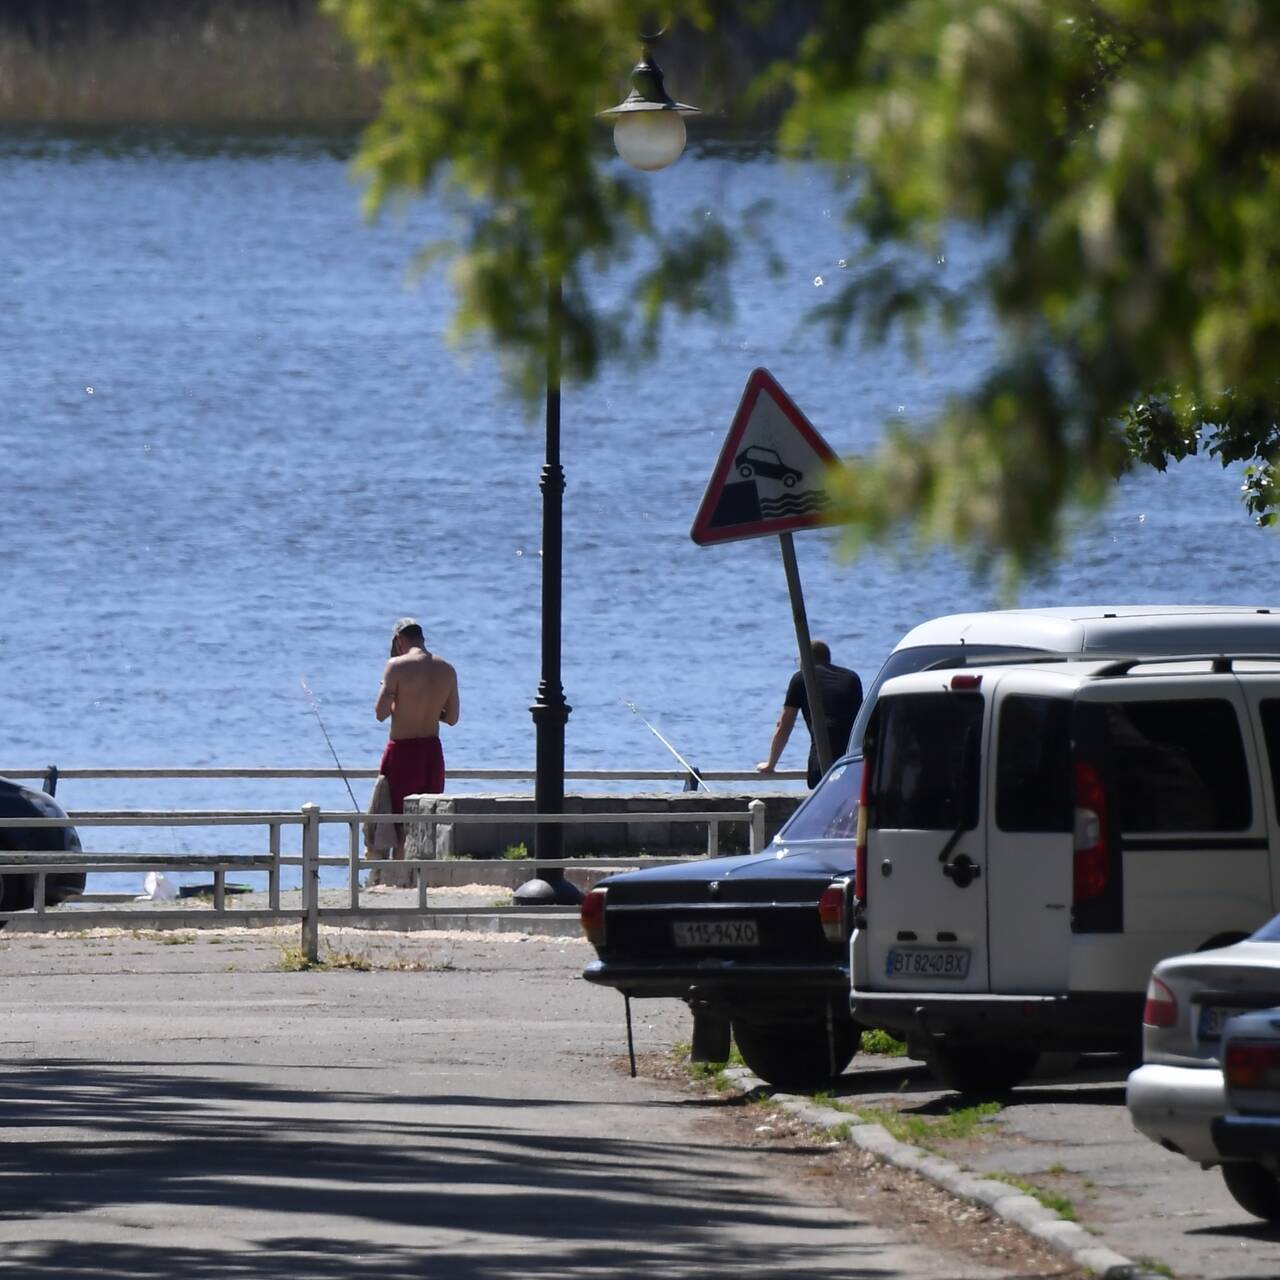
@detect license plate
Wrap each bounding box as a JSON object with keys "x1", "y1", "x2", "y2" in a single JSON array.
[
  {"x1": 672, "y1": 919, "x2": 759, "y2": 948},
  {"x1": 1198, "y1": 1005, "x2": 1252, "y2": 1042},
  {"x1": 885, "y1": 946, "x2": 971, "y2": 979}
]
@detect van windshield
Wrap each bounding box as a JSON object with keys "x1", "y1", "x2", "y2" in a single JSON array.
[
  {"x1": 874, "y1": 692, "x2": 984, "y2": 831},
  {"x1": 846, "y1": 643, "x2": 1044, "y2": 757}
]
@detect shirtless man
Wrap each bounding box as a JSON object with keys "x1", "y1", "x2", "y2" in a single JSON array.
[{"x1": 374, "y1": 618, "x2": 460, "y2": 859}]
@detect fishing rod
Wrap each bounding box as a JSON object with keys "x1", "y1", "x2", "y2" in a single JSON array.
[
  {"x1": 620, "y1": 698, "x2": 709, "y2": 791},
  {"x1": 300, "y1": 677, "x2": 361, "y2": 811}
]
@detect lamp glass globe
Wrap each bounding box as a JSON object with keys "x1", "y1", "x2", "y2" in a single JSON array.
[{"x1": 613, "y1": 111, "x2": 687, "y2": 171}]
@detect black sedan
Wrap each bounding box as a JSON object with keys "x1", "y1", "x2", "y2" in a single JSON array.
[
  {"x1": 582, "y1": 757, "x2": 862, "y2": 1090},
  {"x1": 0, "y1": 775, "x2": 85, "y2": 919}
]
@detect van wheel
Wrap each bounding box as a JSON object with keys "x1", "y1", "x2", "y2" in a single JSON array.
[
  {"x1": 926, "y1": 1041, "x2": 1039, "y2": 1095},
  {"x1": 732, "y1": 1018, "x2": 858, "y2": 1091},
  {"x1": 1222, "y1": 1162, "x2": 1280, "y2": 1222}
]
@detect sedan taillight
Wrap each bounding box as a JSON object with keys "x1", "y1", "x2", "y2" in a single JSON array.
[
  {"x1": 1225, "y1": 1041, "x2": 1280, "y2": 1092},
  {"x1": 818, "y1": 879, "x2": 850, "y2": 943},
  {"x1": 1143, "y1": 975, "x2": 1178, "y2": 1028},
  {"x1": 580, "y1": 887, "x2": 607, "y2": 946}
]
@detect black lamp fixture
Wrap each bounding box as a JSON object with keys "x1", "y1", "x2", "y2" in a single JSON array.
[{"x1": 517, "y1": 30, "x2": 699, "y2": 907}]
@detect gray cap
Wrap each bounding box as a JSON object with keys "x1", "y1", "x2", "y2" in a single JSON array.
[{"x1": 393, "y1": 617, "x2": 420, "y2": 635}]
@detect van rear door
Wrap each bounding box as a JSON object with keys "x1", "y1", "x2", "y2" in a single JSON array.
[
  {"x1": 985, "y1": 685, "x2": 1074, "y2": 992},
  {"x1": 863, "y1": 684, "x2": 989, "y2": 992}
]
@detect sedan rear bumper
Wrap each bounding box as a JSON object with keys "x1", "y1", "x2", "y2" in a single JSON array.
[
  {"x1": 1126, "y1": 1063, "x2": 1225, "y2": 1166},
  {"x1": 1212, "y1": 1113, "x2": 1280, "y2": 1162},
  {"x1": 583, "y1": 957, "x2": 848, "y2": 1005}
]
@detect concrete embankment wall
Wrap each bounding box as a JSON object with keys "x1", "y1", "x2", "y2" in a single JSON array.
[
  {"x1": 0, "y1": 0, "x2": 812, "y2": 127},
  {"x1": 404, "y1": 792, "x2": 804, "y2": 860}
]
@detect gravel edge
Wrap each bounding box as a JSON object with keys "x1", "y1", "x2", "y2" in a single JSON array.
[{"x1": 720, "y1": 1066, "x2": 1164, "y2": 1280}]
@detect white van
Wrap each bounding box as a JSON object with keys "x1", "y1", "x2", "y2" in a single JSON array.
[
  {"x1": 849, "y1": 653, "x2": 1280, "y2": 1093},
  {"x1": 844, "y1": 605, "x2": 1280, "y2": 758}
]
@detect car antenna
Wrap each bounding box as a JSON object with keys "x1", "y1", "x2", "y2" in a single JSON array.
[
  {"x1": 300, "y1": 677, "x2": 361, "y2": 811},
  {"x1": 620, "y1": 698, "x2": 709, "y2": 791}
]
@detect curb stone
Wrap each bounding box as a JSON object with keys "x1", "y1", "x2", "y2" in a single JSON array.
[{"x1": 723, "y1": 1068, "x2": 1167, "y2": 1280}]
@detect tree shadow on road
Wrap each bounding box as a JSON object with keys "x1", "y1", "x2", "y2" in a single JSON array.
[{"x1": 0, "y1": 1057, "x2": 900, "y2": 1280}]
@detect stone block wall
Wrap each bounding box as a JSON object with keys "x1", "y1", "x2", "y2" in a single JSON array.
[{"x1": 402, "y1": 792, "x2": 803, "y2": 860}]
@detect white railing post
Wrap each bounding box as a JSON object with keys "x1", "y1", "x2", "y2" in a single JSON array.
[
  {"x1": 348, "y1": 818, "x2": 360, "y2": 910},
  {"x1": 269, "y1": 821, "x2": 281, "y2": 911},
  {"x1": 749, "y1": 799, "x2": 766, "y2": 854},
  {"x1": 301, "y1": 803, "x2": 320, "y2": 963},
  {"x1": 34, "y1": 871, "x2": 47, "y2": 914},
  {"x1": 706, "y1": 817, "x2": 719, "y2": 858}
]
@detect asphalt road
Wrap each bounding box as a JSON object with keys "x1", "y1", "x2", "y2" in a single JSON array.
[{"x1": 0, "y1": 924, "x2": 1057, "y2": 1280}]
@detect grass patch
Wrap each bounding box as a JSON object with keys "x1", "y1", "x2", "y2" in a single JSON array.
[
  {"x1": 503, "y1": 843, "x2": 529, "y2": 860},
  {"x1": 825, "y1": 1120, "x2": 853, "y2": 1141},
  {"x1": 854, "y1": 1100, "x2": 1003, "y2": 1149},
  {"x1": 811, "y1": 1091, "x2": 854, "y2": 1113},
  {"x1": 279, "y1": 946, "x2": 321, "y2": 971},
  {"x1": 278, "y1": 944, "x2": 451, "y2": 973},
  {"x1": 1139, "y1": 1262, "x2": 1173, "y2": 1278},
  {"x1": 158, "y1": 933, "x2": 196, "y2": 946},
  {"x1": 860, "y1": 1028, "x2": 908, "y2": 1056},
  {"x1": 988, "y1": 1172, "x2": 1078, "y2": 1221}
]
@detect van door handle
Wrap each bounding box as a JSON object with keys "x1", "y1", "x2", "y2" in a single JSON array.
[{"x1": 942, "y1": 854, "x2": 982, "y2": 889}]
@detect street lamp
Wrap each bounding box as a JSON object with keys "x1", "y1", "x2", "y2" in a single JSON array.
[{"x1": 516, "y1": 34, "x2": 699, "y2": 906}]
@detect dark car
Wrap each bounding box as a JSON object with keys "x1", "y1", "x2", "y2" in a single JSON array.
[
  {"x1": 582, "y1": 757, "x2": 863, "y2": 1090},
  {"x1": 0, "y1": 775, "x2": 85, "y2": 919},
  {"x1": 734, "y1": 445, "x2": 802, "y2": 487}
]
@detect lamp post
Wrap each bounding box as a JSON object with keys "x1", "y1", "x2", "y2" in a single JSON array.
[{"x1": 516, "y1": 34, "x2": 699, "y2": 906}]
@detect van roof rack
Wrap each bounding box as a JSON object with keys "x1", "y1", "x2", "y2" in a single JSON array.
[
  {"x1": 920, "y1": 650, "x2": 1105, "y2": 672},
  {"x1": 920, "y1": 651, "x2": 1280, "y2": 677},
  {"x1": 1090, "y1": 653, "x2": 1280, "y2": 678}
]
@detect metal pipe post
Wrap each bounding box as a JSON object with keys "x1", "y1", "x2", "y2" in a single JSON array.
[
  {"x1": 749, "y1": 798, "x2": 766, "y2": 853},
  {"x1": 301, "y1": 803, "x2": 320, "y2": 962}
]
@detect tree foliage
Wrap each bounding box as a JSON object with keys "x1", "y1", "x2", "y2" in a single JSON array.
[{"x1": 325, "y1": 0, "x2": 1280, "y2": 574}]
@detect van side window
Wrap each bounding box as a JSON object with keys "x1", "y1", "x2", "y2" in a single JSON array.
[
  {"x1": 1102, "y1": 699, "x2": 1250, "y2": 833},
  {"x1": 996, "y1": 696, "x2": 1072, "y2": 832},
  {"x1": 875, "y1": 693, "x2": 983, "y2": 831},
  {"x1": 1256, "y1": 701, "x2": 1280, "y2": 825}
]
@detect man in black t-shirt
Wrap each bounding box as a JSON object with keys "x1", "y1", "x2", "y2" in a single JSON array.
[{"x1": 757, "y1": 640, "x2": 863, "y2": 788}]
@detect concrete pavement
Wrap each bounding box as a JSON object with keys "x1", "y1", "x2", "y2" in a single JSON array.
[{"x1": 0, "y1": 923, "x2": 1068, "y2": 1280}]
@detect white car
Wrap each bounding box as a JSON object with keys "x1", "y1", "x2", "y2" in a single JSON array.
[{"x1": 1127, "y1": 915, "x2": 1280, "y2": 1220}]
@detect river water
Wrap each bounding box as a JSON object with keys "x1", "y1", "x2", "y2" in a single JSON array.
[{"x1": 4, "y1": 129, "x2": 1276, "y2": 884}]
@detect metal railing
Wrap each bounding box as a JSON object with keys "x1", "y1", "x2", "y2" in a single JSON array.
[
  {"x1": 0, "y1": 765, "x2": 806, "y2": 785},
  {"x1": 0, "y1": 798, "x2": 771, "y2": 962}
]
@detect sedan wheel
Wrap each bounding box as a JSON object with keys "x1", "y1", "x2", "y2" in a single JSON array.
[
  {"x1": 1222, "y1": 1161, "x2": 1280, "y2": 1222},
  {"x1": 731, "y1": 1018, "x2": 858, "y2": 1091}
]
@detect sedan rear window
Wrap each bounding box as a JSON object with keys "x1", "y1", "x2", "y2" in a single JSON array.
[
  {"x1": 780, "y1": 760, "x2": 862, "y2": 841},
  {"x1": 873, "y1": 692, "x2": 983, "y2": 831}
]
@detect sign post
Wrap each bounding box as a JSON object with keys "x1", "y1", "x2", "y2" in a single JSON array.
[
  {"x1": 777, "y1": 531, "x2": 832, "y2": 776},
  {"x1": 691, "y1": 367, "x2": 841, "y2": 776}
]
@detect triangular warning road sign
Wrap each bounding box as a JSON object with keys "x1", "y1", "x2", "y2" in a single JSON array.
[{"x1": 690, "y1": 368, "x2": 839, "y2": 547}]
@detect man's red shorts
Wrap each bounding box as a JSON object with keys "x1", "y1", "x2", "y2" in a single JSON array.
[{"x1": 379, "y1": 736, "x2": 445, "y2": 813}]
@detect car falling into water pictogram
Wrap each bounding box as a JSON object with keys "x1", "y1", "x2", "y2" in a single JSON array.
[{"x1": 734, "y1": 445, "x2": 802, "y2": 487}]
